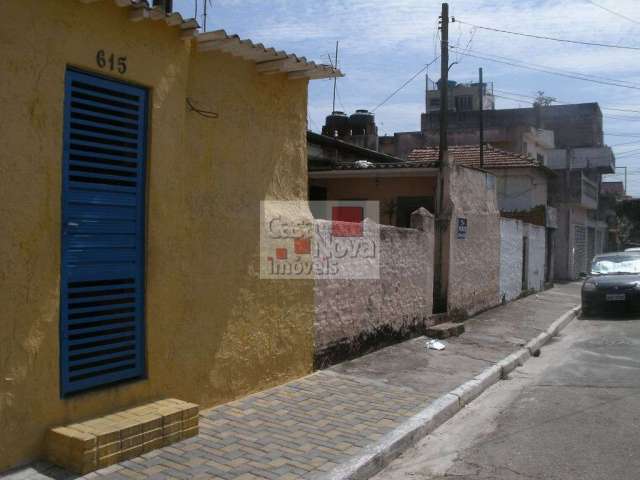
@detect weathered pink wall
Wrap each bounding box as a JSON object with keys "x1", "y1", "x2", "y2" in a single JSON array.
[
  {"x1": 446, "y1": 165, "x2": 501, "y2": 317},
  {"x1": 314, "y1": 210, "x2": 434, "y2": 359}
]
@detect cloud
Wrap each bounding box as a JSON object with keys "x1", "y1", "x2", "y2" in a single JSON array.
[{"x1": 174, "y1": 0, "x2": 640, "y2": 194}]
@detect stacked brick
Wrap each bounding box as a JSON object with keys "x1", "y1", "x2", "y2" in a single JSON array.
[{"x1": 45, "y1": 399, "x2": 199, "y2": 474}]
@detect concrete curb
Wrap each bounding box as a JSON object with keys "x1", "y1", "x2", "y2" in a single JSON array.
[{"x1": 322, "y1": 305, "x2": 581, "y2": 480}]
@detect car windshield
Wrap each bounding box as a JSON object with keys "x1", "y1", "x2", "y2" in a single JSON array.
[{"x1": 591, "y1": 254, "x2": 640, "y2": 275}]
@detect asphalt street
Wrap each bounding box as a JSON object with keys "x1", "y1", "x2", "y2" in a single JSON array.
[{"x1": 374, "y1": 310, "x2": 640, "y2": 480}]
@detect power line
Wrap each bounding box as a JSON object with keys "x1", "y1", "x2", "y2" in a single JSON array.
[
  {"x1": 450, "y1": 47, "x2": 640, "y2": 92},
  {"x1": 605, "y1": 132, "x2": 640, "y2": 138},
  {"x1": 370, "y1": 56, "x2": 440, "y2": 112},
  {"x1": 454, "y1": 19, "x2": 640, "y2": 51},
  {"x1": 604, "y1": 106, "x2": 640, "y2": 115},
  {"x1": 454, "y1": 47, "x2": 640, "y2": 87},
  {"x1": 495, "y1": 88, "x2": 640, "y2": 115},
  {"x1": 493, "y1": 93, "x2": 531, "y2": 105},
  {"x1": 607, "y1": 116, "x2": 640, "y2": 122},
  {"x1": 494, "y1": 88, "x2": 538, "y2": 100},
  {"x1": 585, "y1": 0, "x2": 640, "y2": 26},
  {"x1": 611, "y1": 140, "x2": 640, "y2": 147},
  {"x1": 615, "y1": 146, "x2": 640, "y2": 155}
]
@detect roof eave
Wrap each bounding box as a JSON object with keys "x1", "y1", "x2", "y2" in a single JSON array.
[
  {"x1": 309, "y1": 168, "x2": 439, "y2": 179},
  {"x1": 78, "y1": 0, "x2": 199, "y2": 38},
  {"x1": 308, "y1": 132, "x2": 403, "y2": 163},
  {"x1": 197, "y1": 31, "x2": 343, "y2": 80}
]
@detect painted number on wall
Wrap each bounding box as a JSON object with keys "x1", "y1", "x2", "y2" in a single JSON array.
[{"x1": 96, "y1": 50, "x2": 127, "y2": 74}]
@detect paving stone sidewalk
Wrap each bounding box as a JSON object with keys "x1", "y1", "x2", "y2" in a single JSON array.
[{"x1": 3, "y1": 283, "x2": 580, "y2": 480}]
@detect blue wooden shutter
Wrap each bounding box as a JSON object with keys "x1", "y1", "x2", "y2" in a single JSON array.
[{"x1": 60, "y1": 69, "x2": 148, "y2": 396}]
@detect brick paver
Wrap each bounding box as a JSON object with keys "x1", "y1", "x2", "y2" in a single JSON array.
[
  {"x1": 7, "y1": 371, "x2": 428, "y2": 480},
  {"x1": 3, "y1": 283, "x2": 581, "y2": 480}
]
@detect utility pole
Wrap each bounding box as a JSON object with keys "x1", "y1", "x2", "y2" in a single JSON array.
[
  {"x1": 616, "y1": 166, "x2": 628, "y2": 194},
  {"x1": 439, "y1": 3, "x2": 449, "y2": 167},
  {"x1": 479, "y1": 67, "x2": 484, "y2": 168},
  {"x1": 434, "y1": 2, "x2": 450, "y2": 314},
  {"x1": 332, "y1": 41, "x2": 339, "y2": 113}
]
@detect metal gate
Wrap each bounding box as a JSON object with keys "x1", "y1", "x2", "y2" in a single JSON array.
[
  {"x1": 587, "y1": 227, "x2": 596, "y2": 268},
  {"x1": 60, "y1": 69, "x2": 148, "y2": 396},
  {"x1": 574, "y1": 225, "x2": 587, "y2": 278}
]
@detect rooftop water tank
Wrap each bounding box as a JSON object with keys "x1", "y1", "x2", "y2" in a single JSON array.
[
  {"x1": 322, "y1": 111, "x2": 350, "y2": 137},
  {"x1": 349, "y1": 109, "x2": 376, "y2": 136},
  {"x1": 436, "y1": 79, "x2": 457, "y2": 89}
]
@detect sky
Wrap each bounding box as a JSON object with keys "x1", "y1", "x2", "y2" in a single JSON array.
[{"x1": 173, "y1": 0, "x2": 640, "y2": 196}]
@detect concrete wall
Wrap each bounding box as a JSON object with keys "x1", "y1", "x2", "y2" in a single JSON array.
[
  {"x1": 500, "y1": 219, "x2": 524, "y2": 302},
  {"x1": 314, "y1": 210, "x2": 434, "y2": 361},
  {"x1": 446, "y1": 165, "x2": 501, "y2": 317},
  {"x1": 380, "y1": 131, "x2": 426, "y2": 158},
  {"x1": 524, "y1": 224, "x2": 547, "y2": 291},
  {"x1": 492, "y1": 168, "x2": 548, "y2": 212},
  {"x1": 422, "y1": 103, "x2": 603, "y2": 150},
  {"x1": 0, "y1": 0, "x2": 314, "y2": 469}
]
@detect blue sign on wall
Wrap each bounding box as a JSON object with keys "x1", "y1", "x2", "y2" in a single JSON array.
[{"x1": 457, "y1": 217, "x2": 468, "y2": 240}]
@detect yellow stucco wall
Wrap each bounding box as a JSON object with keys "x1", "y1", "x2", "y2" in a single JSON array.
[{"x1": 0, "y1": 0, "x2": 314, "y2": 469}]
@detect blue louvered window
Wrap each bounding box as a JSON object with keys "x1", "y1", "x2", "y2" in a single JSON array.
[{"x1": 60, "y1": 69, "x2": 148, "y2": 396}]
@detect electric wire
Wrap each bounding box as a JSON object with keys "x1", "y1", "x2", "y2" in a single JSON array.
[
  {"x1": 370, "y1": 56, "x2": 440, "y2": 112},
  {"x1": 585, "y1": 0, "x2": 640, "y2": 26},
  {"x1": 495, "y1": 88, "x2": 640, "y2": 115},
  {"x1": 450, "y1": 47, "x2": 640, "y2": 92},
  {"x1": 454, "y1": 47, "x2": 640, "y2": 87},
  {"x1": 454, "y1": 19, "x2": 640, "y2": 51}
]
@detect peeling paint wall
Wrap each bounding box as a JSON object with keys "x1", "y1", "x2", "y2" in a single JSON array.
[
  {"x1": 314, "y1": 211, "x2": 434, "y2": 361},
  {"x1": 500, "y1": 218, "x2": 524, "y2": 302},
  {"x1": 524, "y1": 224, "x2": 547, "y2": 291},
  {"x1": 0, "y1": 0, "x2": 313, "y2": 469},
  {"x1": 446, "y1": 165, "x2": 501, "y2": 317}
]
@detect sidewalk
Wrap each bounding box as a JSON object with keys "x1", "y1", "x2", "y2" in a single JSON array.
[{"x1": 5, "y1": 283, "x2": 581, "y2": 480}]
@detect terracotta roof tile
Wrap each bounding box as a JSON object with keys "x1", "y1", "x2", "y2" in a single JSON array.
[{"x1": 408, "y1": 145, "x2": 539, "y2": 169}]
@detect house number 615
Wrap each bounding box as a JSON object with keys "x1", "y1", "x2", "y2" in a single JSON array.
[{"x1": 96, "y1": 50, "x2": 127, "y2": 74}]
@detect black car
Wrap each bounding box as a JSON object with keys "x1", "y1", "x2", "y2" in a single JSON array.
[{"x1": 581, "y1": 252, "x2": 640, "y2": 316}]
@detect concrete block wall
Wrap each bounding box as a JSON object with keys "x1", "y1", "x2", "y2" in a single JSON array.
[
  {"x1": 500, "y1": 218, "x2": 524, "y2": 302},
  {"x1": 314, "y1": 210, "x2": 434, "y2": 362}
]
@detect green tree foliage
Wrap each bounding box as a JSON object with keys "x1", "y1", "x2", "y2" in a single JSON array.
[{"x1": 617, "y1": 200, "x2": 640, "y2": 247}]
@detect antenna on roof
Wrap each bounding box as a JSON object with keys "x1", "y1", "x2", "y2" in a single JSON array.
[
  {"x1": 203, "y1": 0, "x2": 213, "y2": 32},
  {"x1": 332, "y1": 41, "x2": 339, "y2": 113}
]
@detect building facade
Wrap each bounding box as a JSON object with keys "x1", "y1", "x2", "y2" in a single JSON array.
[
  {"x1": 425, "y1": 79, "x2": 495, "y2": 113},
  {"x1": 385, "y1": 100, "x2": 614, "y2": 281},
  {"x1": 0, "y1": 0, "x2": 340, "y2": 469}
]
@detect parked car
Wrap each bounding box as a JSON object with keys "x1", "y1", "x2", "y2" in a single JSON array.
[
  {"x1": 582, "y1": 252, "x2": 640, "y2": 316},
  {"x1": 625, "y1": 248, "x2": 640, "y2": 252}
]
